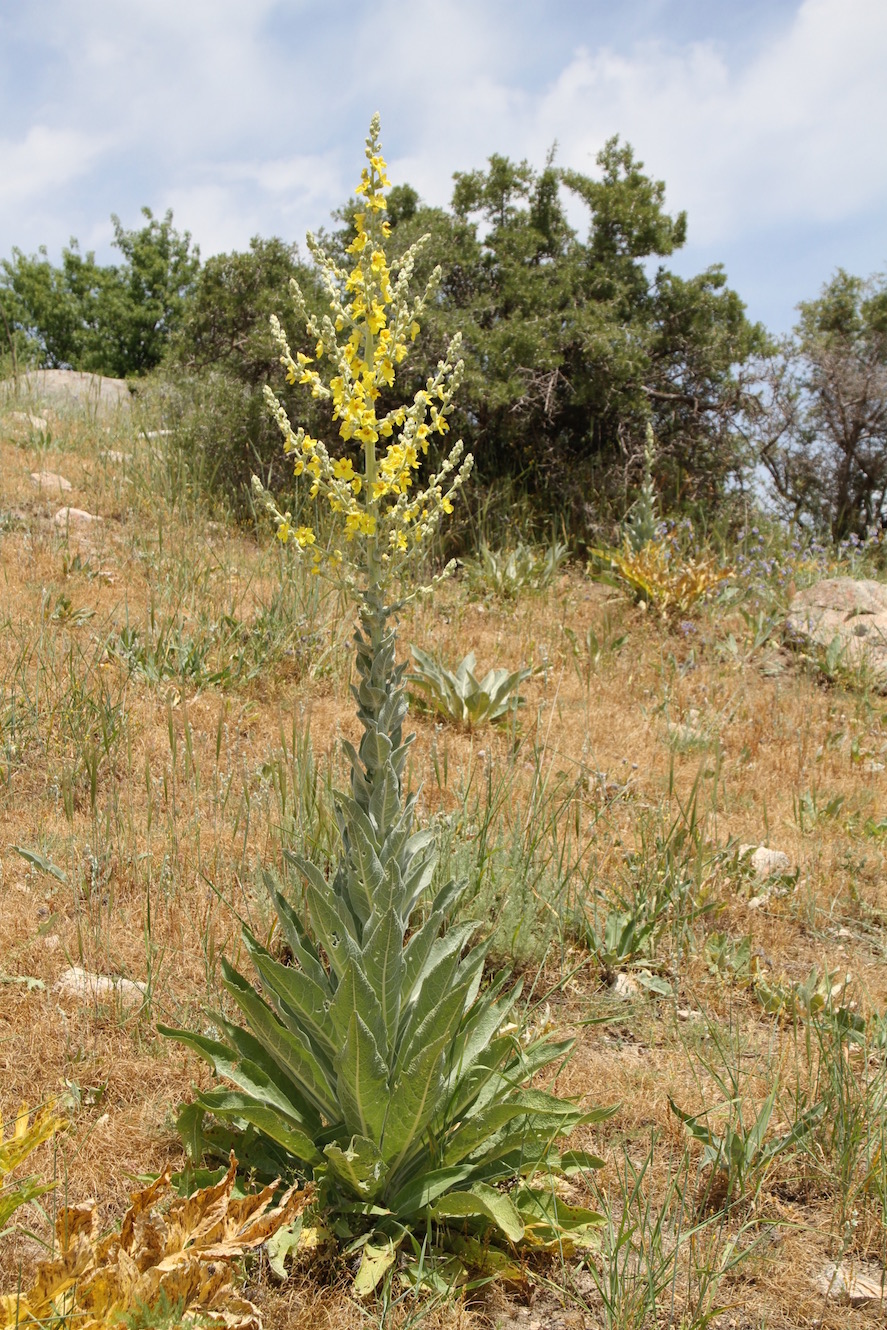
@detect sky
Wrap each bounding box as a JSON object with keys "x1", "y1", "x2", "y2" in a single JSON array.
[{"x1": 1, "y1": 0, "x2": 885, "y2": 335}]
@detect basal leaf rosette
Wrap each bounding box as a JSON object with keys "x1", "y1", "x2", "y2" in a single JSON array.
[{"x1": 255, "y1": 114, "x2": 472, "y2": 602}]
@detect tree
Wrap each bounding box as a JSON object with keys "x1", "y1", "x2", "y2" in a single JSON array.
[
  {"x1": 161, "y1": 236, "x2": 331, "y2": 504},
  {"x1": 752, "y1": 270, "x2": 887, "y2": 538},
  {"x1": 0, "y1": 208, "x2": 199, "y2": 377},
  {"x1": 333, "y1": 138, "x2": 766, "y2": 534}
]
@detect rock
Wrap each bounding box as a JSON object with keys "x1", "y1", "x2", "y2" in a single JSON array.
[
  {"x1": 7, "y1": 411, "x2": 48, "y2": 430},
  {"x1": 100, "y1": 449, "x2": 132, "y2": 463},
  {"x1": 2, "y1": 369, "x2": 130, "y2": 413},
  {"x1": 30, "y1": 470, "x2": 72, "y2": 493},
  {"x1": 53, "y1": 507, "x2": 103, "y2": 529},
  {"x1": 787, "y1": 578, "x2": 887, "y2": 684},
  {"x1": 54, "y1": 965, "x2": 146, "y2": 1008},
  {"x1": 667, "y1": 721, "x2": 707, "y2": 746},
  {"x1": 738, "y1": 845, "x2": 792, "y2": 878},
  {"x1": 818, "y1": 1260, "x2": 887, "y2": 1305},
  {"x1": 610, "y1": 971, "x2": 641, "y2": 999}
]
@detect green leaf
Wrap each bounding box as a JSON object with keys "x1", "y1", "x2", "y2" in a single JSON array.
[
  {"x1": 382, "y1": 1031, "x2": 451, "y2": 1179},
  {"x1": 220, "y1": 960, "x2": 339, "y2": 1120},
  {"x1": 334, "y1": 1010, "x2": 389, "y2": 1142},
  {"x1": 243, "y1": 932, "x2": 338, "y2": 1060},
  {"x1": 513, "y1": 1187, "x2": 605, "y2": 1245},
  {"x1": 358, "y1": 728, "x2": 393, "y2": 774},
  {"x1": 304, "y1": 879, "x2": 359, "y2": 981},
  {"x1": 13, "y1": 845, "x2": 67, "y2": 883},
  {"x1": 338, "y1": 797, "x2": 385, "y2": 921},
  {"x1": 264, "y1": 871, "x2": 328, "y2": 989},
  {"x1": 157, "y1": 1023, "x2": 321, "y2": 1132},
  {"x1": 431, "y1": 1182, "x2": 524, "y2": 1243},
  {"x1": 0, "y1": 1178, "x2": 54, "y2": 1228},
  {"x1": 324, "y1": 1135, "x2": 385, "y2": 1198},
  {"x1": 388, "y1": 1165, "x2": 476, "y2": 1214},
  {"x1": 360, "y1": 908, "x2": 404, "y2": 1052},
  {"x1": 193, "y1": 1089, "x2": 322, "y2": 1165},
  {"x1": 329, "y1": 956, "x2": 387, "y2": 1055},
  {"x1": 266, "y1": 1217, "x2": 304, "y2": 1279},
  {"x1": 353, "y1": 1235, "x2": 398, "y2": 1297}
]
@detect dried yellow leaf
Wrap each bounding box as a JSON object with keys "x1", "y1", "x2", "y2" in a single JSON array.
[{"x1": 1, "y1": 1153, "x2": 311, "y2": 1330}]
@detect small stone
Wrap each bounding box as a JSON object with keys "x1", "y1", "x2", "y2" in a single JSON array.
[
  {"x1": 30, "y1": 470, "x2": 72, "y2": 493},
  {"x1": 610, "y1": 971, "x2": 640, "y2": 999},
  {"x1": 818, "y1": 1260, "x2": 887, "y2": 1305},
  {"x1": 9, "y1": 411, "x2": 48, "y2": 430},
  {"x1": 738, "y1": 844, "x2": 791, "y2": 878},
  {"x1": 667, "y1": 721, "x2": 707, "y2": 746},
  {"x1": 53, "y1": 507, "x2": 103, "y2": 529},
  {"x1": 100, "y1": 449, "x2": 132, "y2": 463},
  {"x1": 54, "y1": 965, "x2": 146, "y2": 1008},
  {"x1": 865, "y1": 760, "x2": 885, "y2": 773}
]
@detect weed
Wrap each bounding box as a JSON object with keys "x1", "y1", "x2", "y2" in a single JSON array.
[
  {"x1": 461, "y1": 537, "x2": 569, "y2": 600},
  {"x1": 588, "y1": 536, "x2": 732, "y2": 618},
  {"x1": 408, "y1": 647, "x2": 533, "y2": 729}
]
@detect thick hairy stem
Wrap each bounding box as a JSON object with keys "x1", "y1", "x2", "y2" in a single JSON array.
[{"x1": 350, "y1": 591, "x2": 413, "y2": 819}]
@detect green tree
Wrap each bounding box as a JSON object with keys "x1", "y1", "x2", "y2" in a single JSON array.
[
  {"x1": 753, "y1": 269, "x2": 887, "y2": 538},
  {"x1": 0, "y1": 207, "x2": 199, "y2": 377},
  {"x1": 162, "y1": 236, "x2": 330, "y2": 504},
  {"x1": 348, "y1": 137, "x2": 767, "y2": 534}
]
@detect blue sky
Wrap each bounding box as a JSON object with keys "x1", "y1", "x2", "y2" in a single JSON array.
[{"x1": 1, "y1": 0, "x2": 884, "y2": 334}]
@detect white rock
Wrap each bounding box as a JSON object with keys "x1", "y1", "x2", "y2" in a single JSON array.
[
  {"x1": 53, "y1": 507, "x2": 103, "y2": 529},
  {"x1": 667, "y1": 721, "x2": 707, "y2": 746},
  {"x1": 8, "y1": 411, "x2": 48, "y2": 430},
  {"x1": 738, "y1": 844, "x2": 791, "y2": 878},
  {"x1": 818, "y1": 1261, "x2": 887, "y2": 1305},
  {"x1": 4, "y1": 369, "x2": 130, "y2": 411},
  {"x1": 788, "y1": 578, "x2": 887, "y2": 685},
  {"x1": 54, "y1": 965, "x2": 146, "y2": 1008},
  {"x1": 610, "y1": 971, "x2": 641, "y2": 999},
  {"x1": 30, "y1": 470, "x2": 72, "y2": 492},
  {"x1": 100, "y1": 449, "x2": 132, "y2": 463}
]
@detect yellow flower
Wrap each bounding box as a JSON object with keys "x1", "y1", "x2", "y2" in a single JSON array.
[{"x1": 295, "y1": 526, "x2": 316, "y2": 547}]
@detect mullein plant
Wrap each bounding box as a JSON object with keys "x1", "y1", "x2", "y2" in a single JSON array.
[{"x1": 161, "y1": 118, "x2": 611, "y2": 1294}]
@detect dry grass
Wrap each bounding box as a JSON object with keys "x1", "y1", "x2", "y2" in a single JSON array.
[{"x1": 2, "y1": 398, "x2": 887, "y2": 1328}]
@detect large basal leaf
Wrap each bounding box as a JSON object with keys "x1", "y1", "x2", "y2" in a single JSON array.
[
  {"x1": 334, "y1": 1011, "x2": 389, "y2": 1143},
  {"x1": 388, "y1": 1164, "x2": 477, "y2": 1215},
  {"x1": 381, "y1": 1030, "x2": 452, "y2": 1180},
  {"x1": 221, "y1": 961, "x2": 338, "y2": 1121},
  {"x1": 157, "y1": 1023, "x2": 321, "y2": 1133},
  {"x1": 513, "y1": 1187, "x2": 605, "y2": 1249},
  {"x1": 353, "y1": 1235, "x2": 398, "y2": 1298},
  {"x1": 242, "y1": 932, "x2": 338, "y2": 1060},
  {"x1": 192, "y1": 1089, "x2": 322, "y2": 1165},
  {"x1": 431, "y1": 1182, "x2": 524, "y2": 1244}
]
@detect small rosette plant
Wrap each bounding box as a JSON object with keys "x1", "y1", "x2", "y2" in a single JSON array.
[{"x1": 162, "y1": 117, "x2": 611, "y2": 1295}]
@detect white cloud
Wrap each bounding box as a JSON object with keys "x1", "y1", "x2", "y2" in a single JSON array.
[
  {"x1": 1, "y1": 0, "x2": 884, "y2": 337},
  {"x1": 0, "y1": 126, "x2": 110, "y2": 208},
  {"x1": 526, "y1": 0, "x2": 887, "y2": 243}
]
